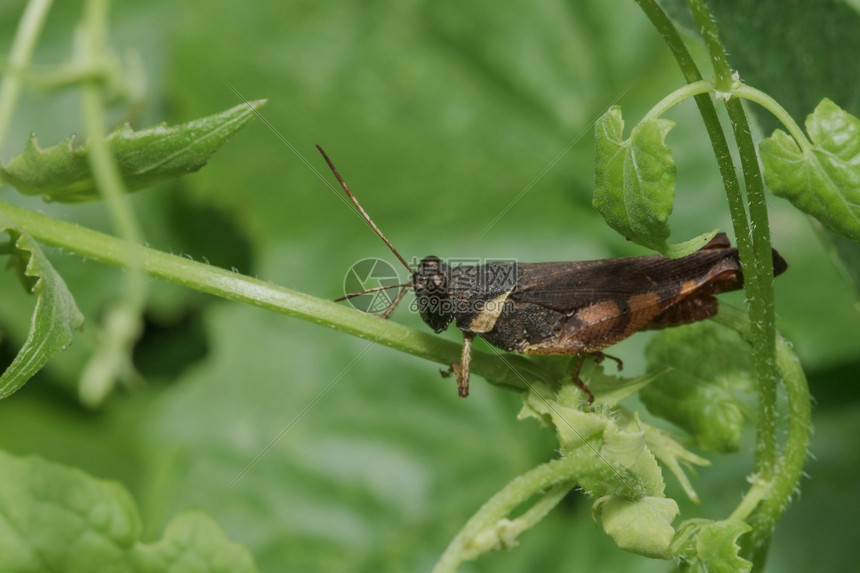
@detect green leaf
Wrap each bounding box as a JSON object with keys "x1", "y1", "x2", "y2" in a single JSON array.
[
  {"x1": 641, "y1": 321, "x2": 754, "y2": 453},
  {"x1": 703, "y1": 0, "x2": 860, "y2": 296},
  {"x1": 673, "y1": 519, "x2": 752, "y2": 573},
  {"x1": 694, "y1": 521, "x2": 753, "y2": 573},
  {"x1": 520, "y1": 392, "x2": 608, "y2": 453},
  {"x1": 0, "y1": 450, "x2": 257, "y2": 572},
  {"x1": 824, "y1": 228, "x2": 860, "y2": 298},
  {"x1": 593, "y1": 495, "x2": 678, "y2": 559},
  {"x1": 0, "y1": 229, "x2": 84, "y2": 399},
  {"x1": 522, "y1": 392, "x2": 668, "y2": 500},
  {"x1": 760, "y1": 99, "x2": 860, "y2": 242},
  {"x1": 661, "y1": 229, "x2": 720, "y2": 259},
  {"x1": 642, "y1": 424, "x2": 709, "y2": 504},
  {"x1": 596, "y1": 415, "x2": 664, "y2": 497},
  {"x1": 583, "y1": 358, "x2": 668, "y2": 405},
  {"x1": 132, "y1": 512, "x2": 258, "y2": 573},
  {"x1": 594, "y1": 105, "x2": 678, "y2": 255},
  {"x1": 0, "y1": 100, "x2": 266, "y2": 202}
]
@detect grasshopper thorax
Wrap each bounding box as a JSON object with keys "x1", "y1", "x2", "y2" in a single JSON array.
[{"x1": 414, "y1": 256, "x2": 454, "y2": 333}]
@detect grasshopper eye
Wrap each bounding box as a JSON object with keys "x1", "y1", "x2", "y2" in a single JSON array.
[
  {"x1": 415, "y1": 256, "x2": 454, "y2": 333},
  {"x1": 415, "y1": 256, "x2": 448, "y2": 295}
]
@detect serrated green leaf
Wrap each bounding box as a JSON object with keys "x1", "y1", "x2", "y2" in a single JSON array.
[
  {"x1": 594, "y1": 495, "x2": 678, "y2": 559},
  {"x1": 523, "y1": 391, "x2": 668, "y2": 500},
  {"x1": 521, "y1": 392, "x2": 608, "y2": 452},
  {"x1": 641, "y1": 321, "x2": 754, "y2": 452},
  {"x1": 598, "y1": 416, "x2": 665, "y2": 497},
  {"x1": 673, "y1": 519, "x2": 752, "y2": 573},
  {"x1": 760, "y1": 99, "x2": 860, "y2": 242},
  {"x1": 694, "y1": 521, "x2": 753, "y2": 573},
  {"x1": 0, "y1": 450, "x2": 257, "y2": 573},
  {"x1": 0, "y1": 229, "x2": 84, "y2": 399},
  {"x1": 0, "y1": 99, "x2": 266, "y2": 202},
  {"x1": 642, "y1": 424, "x2": 709, "y2": 504},
  {"x1": 583, "y1": 358, "x2": 668, "y2": 405},
  {"x1": 594, "y1": 105, "x2": 677, "y2": 254}
]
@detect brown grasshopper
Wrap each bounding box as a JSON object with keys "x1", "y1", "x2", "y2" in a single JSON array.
[{"x1": 319, "y1": 145, "x2": 787, "y2": 401}]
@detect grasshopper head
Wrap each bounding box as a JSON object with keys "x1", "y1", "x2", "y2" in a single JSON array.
[{"x1": 414, "y1": 256, "x2": 454, "y2": 333}]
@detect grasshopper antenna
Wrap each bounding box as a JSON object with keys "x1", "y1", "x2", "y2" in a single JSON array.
[
  {"x1": 333, "y1": 282, "x2": 413, "y2": 303},
  {"x1": 316, "y1": 144, "x2": 414, "y2": 274}
]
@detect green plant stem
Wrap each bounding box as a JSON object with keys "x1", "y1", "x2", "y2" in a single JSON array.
[
  {"x1": 77, "y1": 0, "x2": 148, "y2": 404},
  {"x1": 714, "y1": 305, "x2": 811, "y2": 567},
  {"x1": 80, "y1": 0, "x2": 142, "y2": 249},
  {"x1": 643, "y1": 82, "x2": 811, "y2": 156},
  {"x1": 633, "y1": 0, "x2": 753, "y2": 265},
  {"x1": 433, "y1": 458, "x2": 577, "y2": 573},
  {"x1": 683, "y1": 3, "x2": 783, "y2": 562},
  {"x1": 732, "y1": 85, "x2": 811, "y2": 151},
  {"x1": 641, "y1": 79, "x2": 714, "y2": 122},
  {"x1": 0, "y1": 0, "x2": 53, "y2": 155},
  {"x1": 635, "y1": 1, "x2": 807, "y2": 566},
  {"x1": 0, "y1": 199, "x2": 549, "y2": 393},
  {"x1": 635, "y1": 2, "x2": 776, "y2": 495}
]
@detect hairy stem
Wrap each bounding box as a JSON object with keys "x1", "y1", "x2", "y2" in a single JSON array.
[
  {"x1": 635, "y1": 0, "x2": 807, "y2": 566},
  {"x1": 641, "y1": 79, "x2": 714, "y2": 122},
  {"x1": 683, "y1": 2, "x2": 783, "y2": 562},
  {"x1": 714, "y1": 305, "x2": 811, "y2": 566},
  {"x1": 433, "y1": 458, "x2": 577, "y2": 572},
  {"x1": 732, "y1": 85, "x2": 811, "y2": 151},
  {"x1": 633, "y1": 0, "x2": 752, "y2": 263}
]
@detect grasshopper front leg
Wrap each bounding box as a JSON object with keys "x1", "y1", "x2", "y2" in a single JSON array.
[{"x1": 441, "y1": 332, "x2": 475, "y2": 397}]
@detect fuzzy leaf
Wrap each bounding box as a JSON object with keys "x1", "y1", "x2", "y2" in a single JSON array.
[
  {"x1": 584, "y1": 359, "x2": 669, "y2": 405},
  {"x1": 596, "y1": 105, "x2": 697, "y2": 256},
  {"x1": 0, "y1": 100, "x2": 266, "y2": 202},
  {"x1": 594, "y1": 495, "x2": 678, "y2": 559},
  {"x1": 674, "y1": 519, "x2": 753, "y2": 573},
  {"x1": 595, "y1": 416, "x2": 665, "y2": 498},
  {"x1": 760, "y1": 98, "x2": 860, "y2": 241},
  {"x1": 0, "y1": 229, "x2": 84, "y2": 398},
  {"x1": 693, "y1": 521, "x2": 753, "y2": 573},
  {"x1": 523, "y1": 392, "x2": 668, "y2": 501},
  {"x1": 593, "y1": 106, "x2": 718, "y2": 257},
  {"x1": 642, "y1": 424, "x2": 709, "y2": 504},
  {"x1": 641, "y1": 321, "x2": 754, "y2": 452},
  {"x1": 0, "y1": 450, "x2": 257, "y2": 572}
]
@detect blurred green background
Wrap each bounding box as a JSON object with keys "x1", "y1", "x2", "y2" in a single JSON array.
[{"x1": 1, "y1": 0, "x2": 859, "y2": 571}]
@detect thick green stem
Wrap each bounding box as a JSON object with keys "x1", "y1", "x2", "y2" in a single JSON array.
[
  {"x1": 683, "y1": 2, "x2": 782, "y2": 562},
  {"x1": 713, "y1": 306, "x2": 812, "y2": 566},
  {"x1": 0, "y1": 199, "x2": 548, "y2": 393},
  {"x1": 635, "y1": 1, "x2": 807, "y2": 566},
  {"x1": 633, "y1": 0, "x2": 753, "y2": 264}
]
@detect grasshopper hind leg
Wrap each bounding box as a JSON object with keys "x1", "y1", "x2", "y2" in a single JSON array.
[{"x1": 572, "y1": 352, "x2": 623, "y2": 405}]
